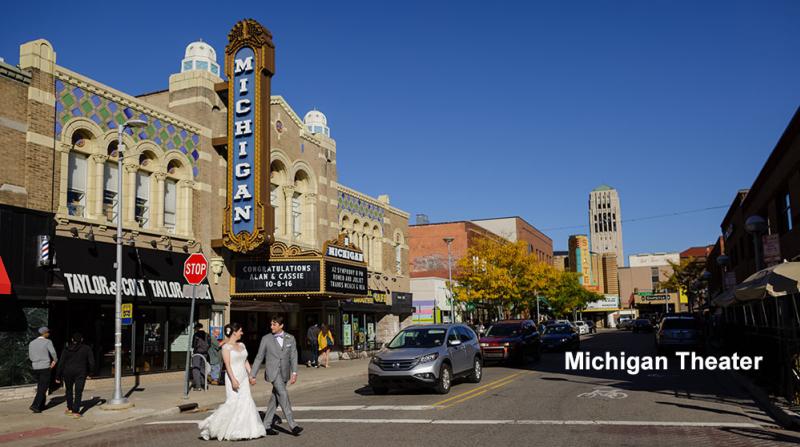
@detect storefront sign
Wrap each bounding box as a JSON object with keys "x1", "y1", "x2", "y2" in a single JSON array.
[
  {"x1": 585, "y1": 295, "x2": 620, "y2": 311},
  {"x1": 223, "y1": 19, "x2": 275, "y2": 254},
  {"x1": 326, "y1": 245, "x2": 364, "y2": 263},
  {"x1": 763, "y1": 234, "x2": 781, "y2": 266},
  {"x1": 121, "y1": 303, "x2": 133, "y2": 325},
  {"x1": 54, "y1": 237, "x2": 213, "y2": 302},
  {"x1": 234, "y1": 260, "x2": 321, "y2": 294},
  {"x1": 325, "y1": 261, "x2": 367, "y2": 295},
  {"x1": 392, "y1": 292, "x2": 414, "y2": 314}
]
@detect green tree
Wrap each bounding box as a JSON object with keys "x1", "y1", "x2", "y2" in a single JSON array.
[
  {"x1": 453, "y1": 238, "x2": 557, "y2": 319},
  {"x1": 663, "y1": 257, "x2": 706, "y2": 310}
]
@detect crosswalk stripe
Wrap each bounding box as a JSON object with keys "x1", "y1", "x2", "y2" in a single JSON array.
[{"x1": 147, "y1": 419, "x2": 765, "y2": 428}]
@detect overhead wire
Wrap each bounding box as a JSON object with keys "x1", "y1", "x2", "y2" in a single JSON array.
[{"x1": 540, "y1": 205, "x2": 729, "y2": 232}]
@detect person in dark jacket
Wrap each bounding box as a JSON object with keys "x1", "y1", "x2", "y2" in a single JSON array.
[{"x1": 55, "y1": 333, "x2": 94, "y2": 417}]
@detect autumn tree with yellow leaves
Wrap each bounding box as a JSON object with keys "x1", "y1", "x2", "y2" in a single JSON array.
[{"x1": 452, "y1": 237, "x2": 601, "y2": 319}]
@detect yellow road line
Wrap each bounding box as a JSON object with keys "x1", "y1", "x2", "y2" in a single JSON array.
[
  {"x1": 432, "y1": 372, "x2": 525, "y2": 406},
  {"x1": 438, "y1": 371, "x2": 533, "y2": 408}
]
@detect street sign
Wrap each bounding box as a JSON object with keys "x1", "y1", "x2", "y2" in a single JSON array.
[
  {"x1": 183, "y1": 253, "x2": 208, "y2": 285},
  {"x1": 121, "y1": 303, "x2": 133, "y2": 325},
  {"x1": 182, "y1": 284, "x2": 209, "y2": 299}
]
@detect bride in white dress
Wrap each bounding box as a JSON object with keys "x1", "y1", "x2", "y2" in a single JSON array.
[{"x1": 199, "y1": 323, "x2": 266, "y2": 441}]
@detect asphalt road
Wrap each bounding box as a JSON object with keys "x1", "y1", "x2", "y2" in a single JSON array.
[{"x1": 43, "y1": 330, "x2": 800, "y2": 446}]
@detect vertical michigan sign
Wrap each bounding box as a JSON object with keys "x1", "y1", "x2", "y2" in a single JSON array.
[{"x1": 223, "y1": 19, "x2": 275, "y2": 253}]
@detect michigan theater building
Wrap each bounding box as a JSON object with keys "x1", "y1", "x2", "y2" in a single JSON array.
[{"x1": 0, "y1": 19, "x2": 412, "y2": 388}]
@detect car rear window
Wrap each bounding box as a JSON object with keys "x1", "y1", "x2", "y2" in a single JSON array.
[
  {"x1": 660, "y1": 319, "x2": 700, "y2": 330},
  {"x1": 485, "y1": 324, "x2": 520, "y2": 337}
]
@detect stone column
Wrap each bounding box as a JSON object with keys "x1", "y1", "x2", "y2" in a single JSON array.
[
  {"x1": 90, "y1": 154, "x2": 108, "y2": 220},
  {"x1": 152, "y1": 172, "x2": 167, "y2": 229}
]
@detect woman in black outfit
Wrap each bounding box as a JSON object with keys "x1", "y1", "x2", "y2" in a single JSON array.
[{"x1": 55, "y1": 333, "x2": 94, "y2": 417}]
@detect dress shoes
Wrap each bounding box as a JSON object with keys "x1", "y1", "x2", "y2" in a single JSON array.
[
  {"x1": 265, "y1": 428, "x2": 278, "y2": 436},
  {"x1": 291, "y1": 426, "x2": 304, "y2": 436}
]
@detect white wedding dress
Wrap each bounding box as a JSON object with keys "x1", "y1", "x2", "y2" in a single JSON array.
[{"x1": 199, "y1": 343, "x2": 266, "y2": 441}]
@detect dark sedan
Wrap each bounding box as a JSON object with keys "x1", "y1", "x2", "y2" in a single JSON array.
[
  {"x1": 540, "y1": 324, "x2": 580, "y2": 352},
  {"x1": 631, "y1": 319, "x2": 654, "y2": 333},
  {"x1": 479, "y1": 320, "x2": 541, "y2": 364}
]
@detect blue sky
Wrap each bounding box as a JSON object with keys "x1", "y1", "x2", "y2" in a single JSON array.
[{"x1": 3, "y1": 1, "x2": 799, "y2": 264}]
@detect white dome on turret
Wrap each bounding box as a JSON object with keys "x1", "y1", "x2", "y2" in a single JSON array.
[
  {"x1": 303, "y1": 110, "x2": 330, "y2": 137},
  {"x1": 181, "y1": 40, "x2": 220, "y2": 77}
]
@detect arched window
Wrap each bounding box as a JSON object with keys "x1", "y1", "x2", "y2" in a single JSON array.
[
  {"x1": 135, "y1": 152, "x2": 157, "y2": 228},
  {"x1": 102, "y1": 141, "x2": 120, "y2": 222},
  {"x1": 270, "y1": 160, "x2": 287, "y2": 237},
  {"x1": 66, "y1": 130, "x2": 93, "y2": 217},
  {"x1": 394, "y1": 232, "x2": 405, "y2": 275},
  {"x1": 164, "y1": 160, "x2": 182, "y2": 233}
]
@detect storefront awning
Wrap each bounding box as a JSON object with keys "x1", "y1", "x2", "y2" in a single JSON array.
[
  {"x1": 710, "y1": 288, "x2": 735, "y2": 308},
  {"x1": 734, "y1": 261, "x2": 800, "y2": 302},
  {"x1": 0, "y1": 256, "x2": 11, "y2": 294},
  {"x1": 53, "y1": 237, "x2": 213, "y2": 303}
]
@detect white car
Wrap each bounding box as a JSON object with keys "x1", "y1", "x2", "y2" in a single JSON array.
[{"x1": 573, "y1": 321, "x2": 589, "y2": 335}]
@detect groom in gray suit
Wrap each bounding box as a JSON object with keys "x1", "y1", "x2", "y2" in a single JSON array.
[{"x1": 250, "y1": 315, "x2": 303, "y2": 436}]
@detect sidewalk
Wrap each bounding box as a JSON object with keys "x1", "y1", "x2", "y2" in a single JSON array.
[{"x1": 0, "y1": 358, "x2": 370, "y2": 446}]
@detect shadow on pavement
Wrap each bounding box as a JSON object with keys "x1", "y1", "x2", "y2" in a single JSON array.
[{"x1": 718, "y1": 426, "x2": 800, "y2": 443}]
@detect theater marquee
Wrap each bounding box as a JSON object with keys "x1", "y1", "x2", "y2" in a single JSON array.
[
  {"x1": 223, "y1": 19, "x2": 276, "y2": 254},
  {"x1": 230, "y1": 236, "x2": 367, "y2": 299}
]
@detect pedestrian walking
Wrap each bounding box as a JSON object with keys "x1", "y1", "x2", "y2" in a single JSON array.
[
  {"x1": 250, "y1": 315, "x2": 303, "y2": 437},
  {"x1": 191, "y1": 322, "x2": 211, "y2": 391},
  {"x1": 54, "y1": 333, "x2": 94, "y2": 418},
  {"x1": 207, "y1": 331, "x2": 222, "y2": 385},
  {"x1": 317, "y1": 324, "x2": 334, "y2": 368},
  {"x1": 306, "y1": 321, "x2": 320, "y2": 368},
  {"x1": 28, "y1": 326, "x2": 57, "y2": 413}
]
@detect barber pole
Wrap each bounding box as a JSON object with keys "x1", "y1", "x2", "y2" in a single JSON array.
[{"x1": 37, "y1": 235, "x2": 50, "y2": 266}]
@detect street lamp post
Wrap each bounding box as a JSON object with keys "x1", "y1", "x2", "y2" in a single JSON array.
[
  {"x1": 109, "y1": 119, "x2": 147, "y2": 407},
  {"x1": 443, "y1": 237, "x2": 454, "y2": 323}
]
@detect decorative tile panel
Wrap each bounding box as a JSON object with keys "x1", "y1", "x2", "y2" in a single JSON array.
[
  {"x1": 54, "y1": 79, "x2": 201, "y2": 178},
  {"x1": 338, "y1": 190, "x2": 385, "y2": 223}
]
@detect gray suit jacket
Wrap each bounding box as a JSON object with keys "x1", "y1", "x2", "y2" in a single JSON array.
[{"x1": 250, "y1": 332, "x2": 298, "y2": 383}]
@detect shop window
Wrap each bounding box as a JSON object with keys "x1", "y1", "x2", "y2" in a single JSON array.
[
  {"x1": 135, "y1": 172, "x2": 151, "y2": 228},
  {"x1": 103, "y1": 163, "x2": 119, "y2": 222},
  {"x1": 164, "y1": 179, "x2": 177, "y2": 232},
  {"x1": 67, "y1": 152, "x2": 87, "y2": 217},
  {"x1": 780, "y1": 192, "x2": 793, "y2": 233}
]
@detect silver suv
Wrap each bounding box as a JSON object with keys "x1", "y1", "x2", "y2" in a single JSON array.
[{"x1": 368, "y1": 324, "x2": 482, "y2": 395}]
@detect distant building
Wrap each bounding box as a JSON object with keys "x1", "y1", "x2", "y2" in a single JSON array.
[
  {"x1": 680, "y1": 246, "x2": 713, "y2": 263},
  {"x1": 629, "y1": 252, "x2": 680, "y2": 268},
  {"x1": 552, "y1": 250, "x2": 569, "y2": 271},
  {"x1": 590, "y1": 251, "x2": 603, "y2": 293},
  {"x1": 471, "y1": 216, "x2": 553, "y2": 264},
  {"x1": 601, "y1": 253, "x2": 619, "y2": 295},
  {"x1": 568, "y1": 235, "x2": 592, "y2": 287},
  {"x1": 589, "y1": 185, "x2": 624, "y2": 264}
]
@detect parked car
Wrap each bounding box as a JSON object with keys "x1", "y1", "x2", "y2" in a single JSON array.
[
  {"x1": 368, "y1": 324, "x2": 482, "y2": 395},
  {"x1": 631, "y1": 318, "x2": 654, "y2": 333},
  {"x1": 555, "y1": 319, "x2": 577, "y2": 330},
  {"x1": 479, "y1": 319, "x2": 541, "y2": 364},
  {"x1": 617, "y1": 316, "x2": 634, "y2": 330},
  {"x1": 573, "y1": 321, "x2": 589, "y2": 335},
  {"x1": 540, "y1": 324, "x2": 580, "y2": 352},
  {"x1": 585, "y1": 321, "x2": 597, "y2": 334},
  {"x1": 655, "y1": 316, "x2": 704, "y2": 353}
]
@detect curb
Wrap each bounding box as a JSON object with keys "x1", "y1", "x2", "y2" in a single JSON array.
[{"x1": 729, "y1": 371, "x2": 800, "y2": 430}]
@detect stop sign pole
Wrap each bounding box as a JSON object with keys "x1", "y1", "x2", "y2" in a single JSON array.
[{"x1": 183, "y1": 253, "x2": 208, "y2": 399}]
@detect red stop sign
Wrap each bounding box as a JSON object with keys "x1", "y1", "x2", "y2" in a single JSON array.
[{"x1": 183, "y1": 253, "x2": 208, "y2": 285}]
